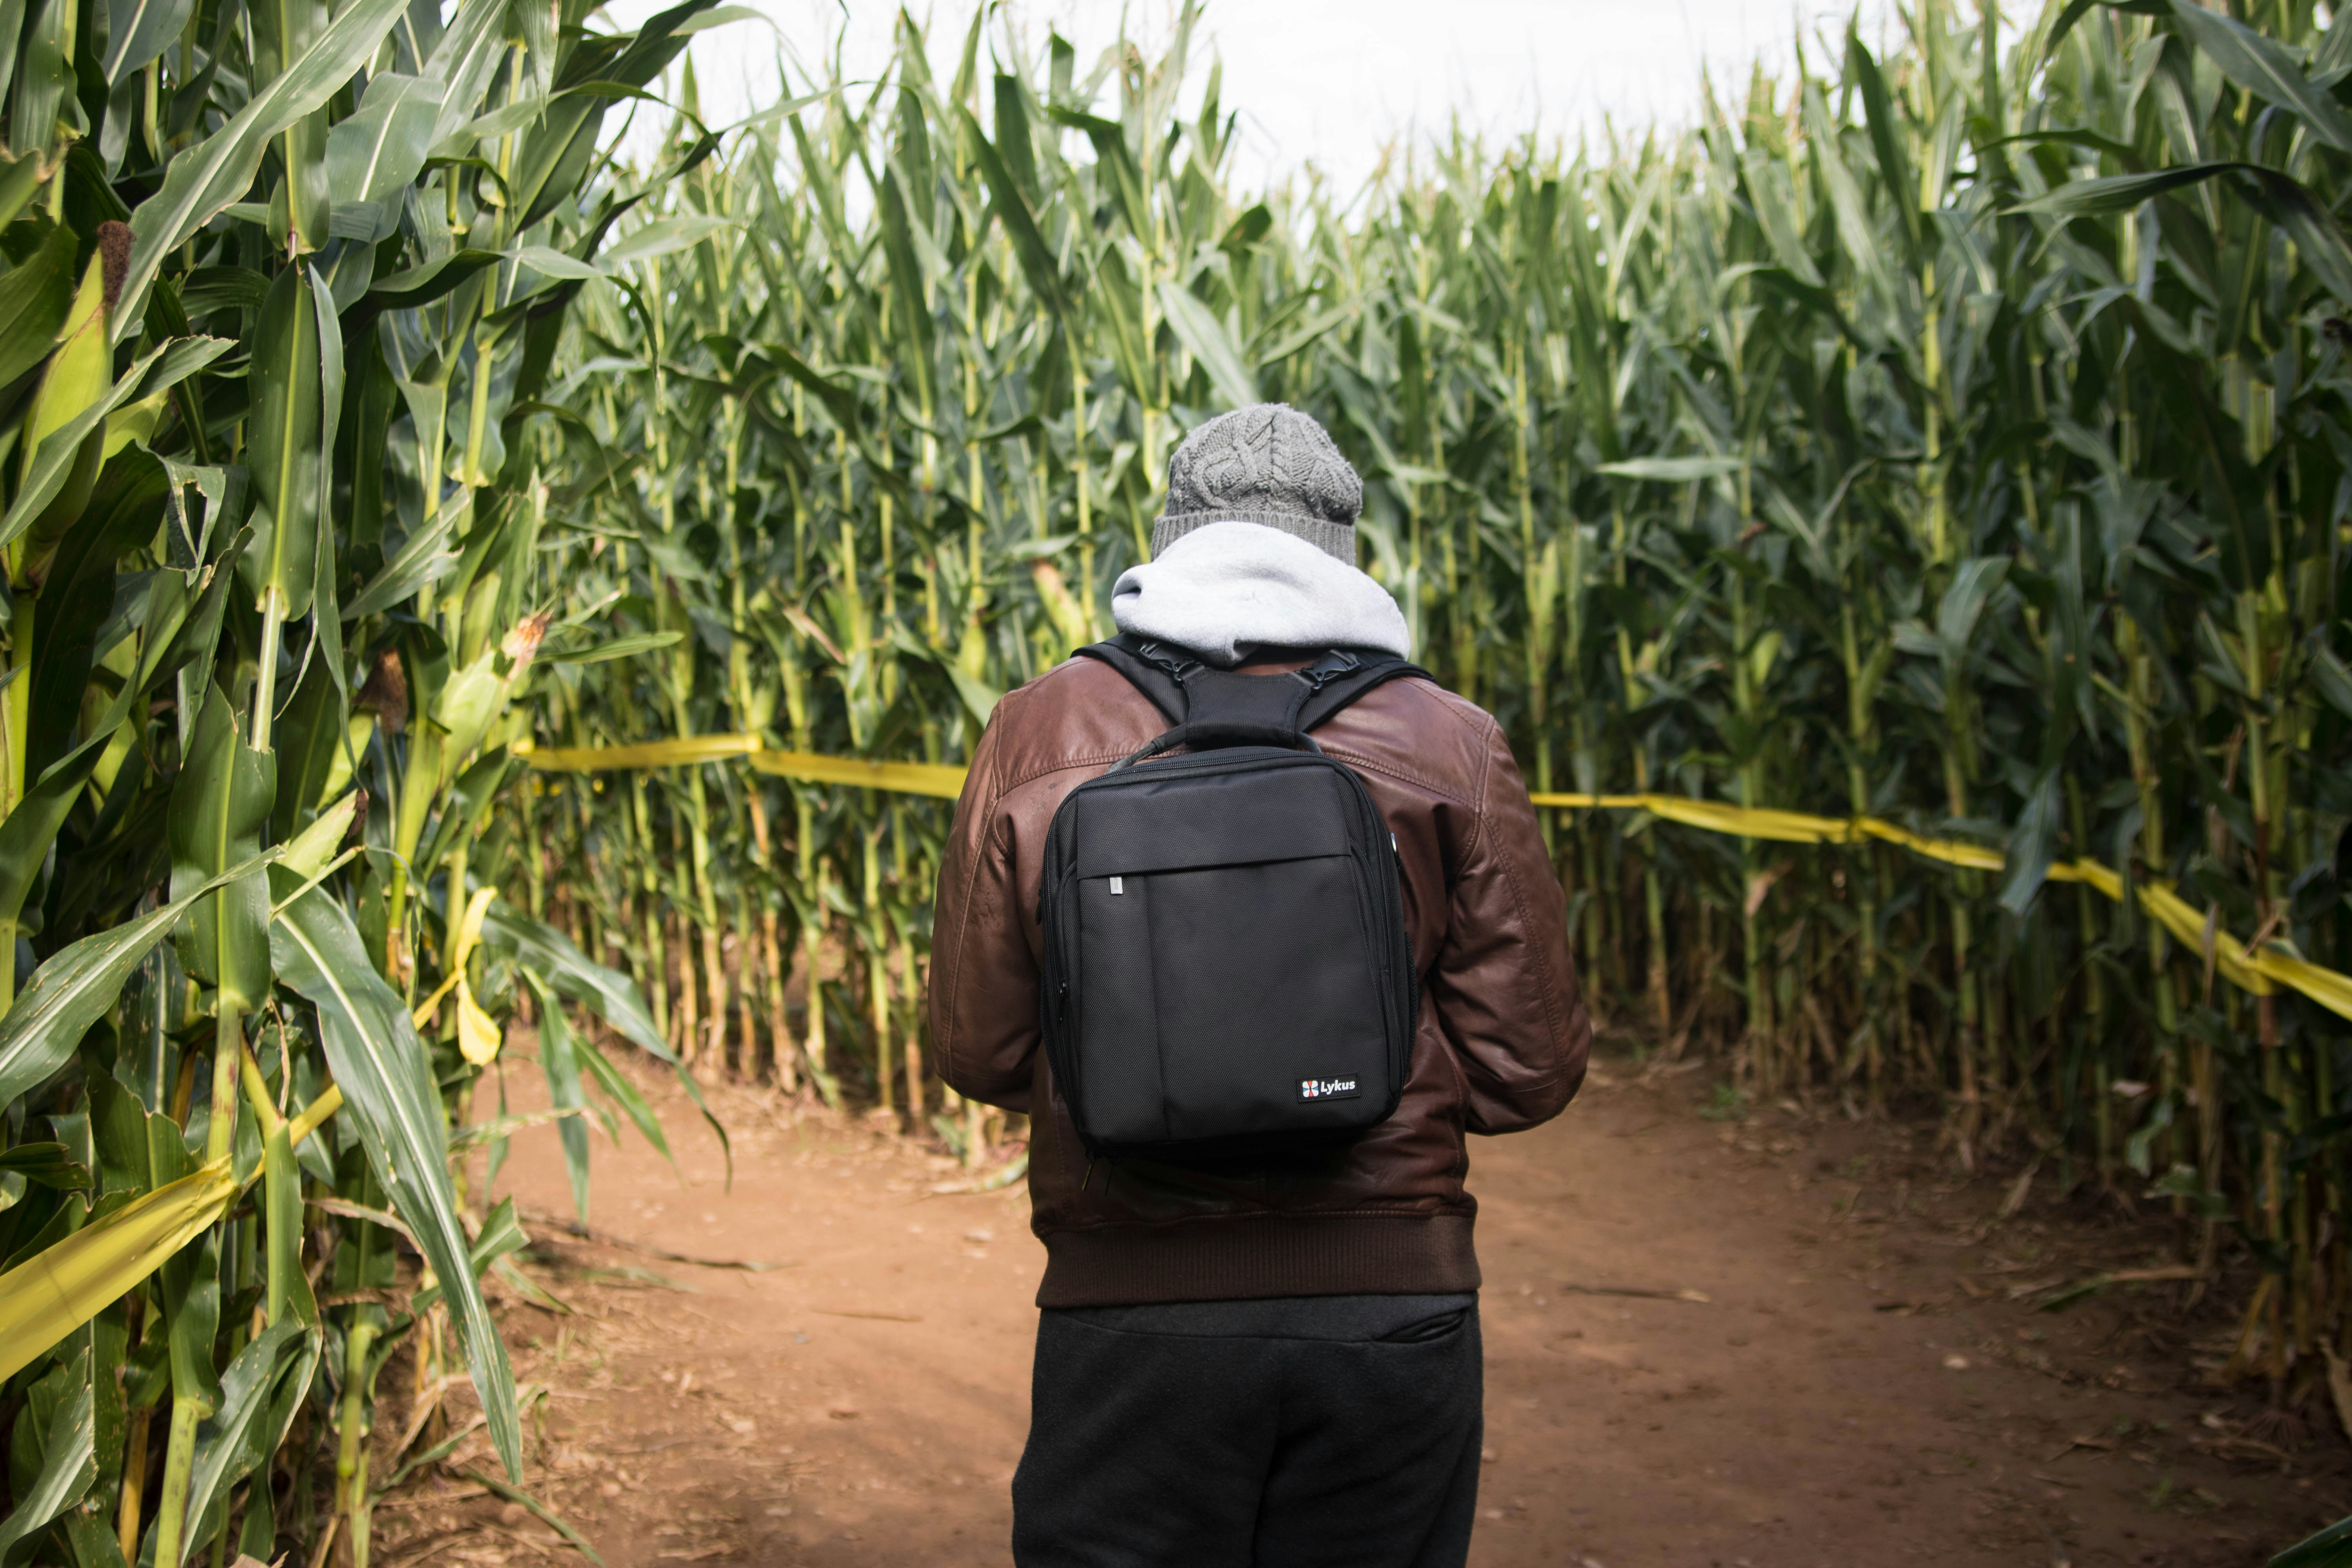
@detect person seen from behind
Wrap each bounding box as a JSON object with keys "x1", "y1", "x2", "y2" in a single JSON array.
[{"x1": 930, "y1": 402, "x2": 1589, "y2": 1567}]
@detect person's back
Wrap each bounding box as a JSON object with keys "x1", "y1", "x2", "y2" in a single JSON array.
[{"x1": 931, "y1": 403, "x2": 1588, "y2": 1567}]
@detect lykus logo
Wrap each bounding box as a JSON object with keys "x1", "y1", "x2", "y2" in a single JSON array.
[{"x1": 1298, "y1": 1076, "x2": 1360, "y2": 1102}]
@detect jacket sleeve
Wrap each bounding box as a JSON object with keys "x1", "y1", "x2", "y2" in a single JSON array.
[
  {"x1": 927, "y1": 702, "x2": 1039, "y2": 1113},
  {"x1": 1427, "y1": 716, "x2": 1589, "y2": 1134}
]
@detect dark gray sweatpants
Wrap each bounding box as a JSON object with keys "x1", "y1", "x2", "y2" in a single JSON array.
[{"x1": 1011, "y1": 1294, "x2": 1483, "y2": 1568}]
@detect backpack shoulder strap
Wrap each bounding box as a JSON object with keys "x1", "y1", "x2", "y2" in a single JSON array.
[
  {"x1": 1076, "y1": 636, "x2": 1435, "y2": 736},
  {"x1": 1072, "y1": 635, "x2": 1200, "y2": 727},
  {"x1": 1295, "y1": 649, "x2": 1436, "y2": 733}
]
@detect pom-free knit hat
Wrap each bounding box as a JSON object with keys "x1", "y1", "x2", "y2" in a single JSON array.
[{"x1": 1152, "y1": 403, "x2": 1363, "y2": 564}]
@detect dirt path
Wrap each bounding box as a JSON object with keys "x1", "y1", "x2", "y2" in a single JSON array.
[{"x1": 376, "y1": 1055, "x2": 2347, "y2": 1568}]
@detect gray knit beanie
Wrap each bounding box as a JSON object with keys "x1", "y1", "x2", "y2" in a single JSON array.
[{"x1": 1152, "y1": 403, "x2": 1362, "y2": 563}]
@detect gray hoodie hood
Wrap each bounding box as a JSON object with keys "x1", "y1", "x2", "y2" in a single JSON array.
[{"x1": 1110, "y1": 521, "x2": 1412, "y2": 668}]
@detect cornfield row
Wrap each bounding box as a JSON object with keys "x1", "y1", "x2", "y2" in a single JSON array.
[
  {"x1": 7, "y1": 4, "x2": 2352, "y2": 1567},
  {"x1": 516, "y1": 0, "x2": 2352, "y2": 1416},
  {"x1": 0, "y1": 0, "x2": 732, "y2": 1564}
]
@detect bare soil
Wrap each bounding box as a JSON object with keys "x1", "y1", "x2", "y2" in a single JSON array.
[{"x1": 370, "y1": 1051, "x2": 2350, "y2": 1568}]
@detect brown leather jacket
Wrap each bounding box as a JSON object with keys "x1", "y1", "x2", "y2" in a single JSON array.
[{"x1": 929, "y1": 652, "x2": 1588, "y2": 1307}]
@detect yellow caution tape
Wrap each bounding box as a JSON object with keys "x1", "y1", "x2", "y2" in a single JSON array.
[
  {"x1": 1529, "y1": 791, "x2": 2011, "y2": 869},
  {"x1": 517, "y1": 735, "x2": 762, "y2": 770},
  {"x1": 514, "y1": 737, "x2": 969, "y2": 800},
  {"x1": 1539, "y1": 791, "x2": 2352, "y2": 1018},
  {"x1": 520, "y1": 744, "x2": 2352, "y2": 1022},
  {"x1": 746, "y1": 748, "x2": 968, "y2": 799}
]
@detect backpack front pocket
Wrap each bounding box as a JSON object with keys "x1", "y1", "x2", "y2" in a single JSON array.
[{"x1": 1045, "y1": 749, "x2": 1414, "y2": 1158}]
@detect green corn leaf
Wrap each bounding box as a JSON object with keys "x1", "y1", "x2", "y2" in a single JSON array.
[
  {"x1": 529, "y1": 975, "x2": 592, "y2": 1221},
  {"x1": 2044, "y1": 0, "x2": 2171, "y2": 55},
  {"x1": 1598, "y1": 456, "x2": 1749, "y2": 481},
  {"x1": 446, "y1": 80, "x2": 674, "y2": 149},
  {"x1": 573, "y1": 1032, "x2": 675, "y2": 1166},
  {"x1": 601, "y1": 214, "x2": 740, "y2": 269},
  {"x1": 2168, "y1": 0, "x2": 2352, "y2": 152},
  {"x1": 472, "y1": 1197, "x2": 531, "y2": 1274},
  {"x1": 56, "y1": 1512, "x2": 124, "y2": 1568},
  {"x1": 2011, "y1": 164, "x2": 2234, "y2": 215},
  {"x1": 1156, "y1": 282, "x2": 1258, "y2": 411},
  {"x1": 415, "y1": 751, "x2": 512, "y2": 883},
  {"x1": 409, "y1": 1196, "x2": 534, "y2": 1314},
  {"x1": 102, "y1": 0, "x2": 195, "y2": 83},
  {"x1": 2013, "y1": 158, "x2": 2352, "y2": 302},
  {"x1": 2321, "y1": 6, "x2": 2352, "y2": 83},
  {"x1": 539, "y1": 630, "x2": 685, "y2": 664},
  {"x1": 0, "y1": 499, "x2": 238, "y2": 940},
  {"x1": 308, "y1": 234, "x2": 345, "y2": 699},
  {"x1": 113, "y1": 0, "x2": 412, "y2": 340},
  {"x1": 414, "y1": 0, "x2": 512, "y2": 144},
  {"x1": 1846, "y1": 24, "x2": 1921, "y2": 263},
  {"x1": 432, "y1": 646, "x2": 508, "y2": 764},
  {"x1": 1253, "y1": 300, "x2": 1359, "y2": 368},
  {"x1": 1998, "y1": 767, "x2": 2064, "y2": 916},
  {"x1": 0, "y1": 336, "x2": 232, "y2": 560},
  {"x1": 478, "y1": 905, "x2": 665, "y2": 1057},
  {"x1": 11, "y1": 0, "x2": 70, "y2": 160},
  {"x1": 1740, "y1": 146, "x2": 1825, "y2": 287},
  {"x1": 367, "y1": 248, "x2": 505, "y2": 310},
  {"x1": 84, "y1": 1075, "x2": 154, "y2": 1194},
  {"x1": 873, "y1": 167, "x2": 936, "y2": 416},
  {"x1": 0, "y1": 850, "x2": 278, "y2": 1108},
  {"x1": 344, "y1": 498, "x2": 466, "y2": 619},
  {"x1": 323, "y1": 71, "x2": 439, "y2": 208},
  {"x1": 508, "y1": 244, "x2": 603, "y2": 284},
  {"x1": 268, "y1": 871, "x2": 523, "y2": 1480},
  {"x1": 959, "y1": 105, "x2": 1069, "y2": 325},
  {"x1": 260, "y1": 1125, "x2": 310, "y2": 1327},
  {"x1": 169, "y1": 1321, "x2": 316, "y2": 1568},
  {"x1": 0, "y1": 1352, "x2": 94, "y2": 1566},
  {"x1": 991, "y1": 73, "x2": 1042, "y2": 202},
  {"x1": 1051, "y1": 107, "x2": 1149, "y2": 240},
  {"x1": 2197, "y1": 612, "x2": 2255, "y2": 697},
  {"x1": 160, "y1": 1225, "x2": 220, "y2": 1411},
  {"x1": 0, "y1": 1143, "x2": 88, "y2": 1190},
  {"x1": 0, "y1": 225, "x2": 75, "y2": 392},
  {"x1": 447, "y1": 1468, "x2": 603, "y2": 1568},
  {"x1": 886, "y1": 623, "x2": 1005, "y2": 724},
  {"x1": 505, "y1": 0, "x2": 717, "y2": 232},
  {"x1": 276, "y1": 791, "x2": 359, "y2": 884},
  {"x1": 2310, "y1": 644, "x2": 2352, "y2": 721},
  {"x1": 2270, "y1": 1515, "x2": 2352, "y2": 1568},
  {"x1": 479, "y1": 904, "x2": 726, "y2": 1181},
  {"x1": 0, "y1": 152, "x2": 40, "y2": 230},
  {"x1": 25, "y1": 447, "x2": 172, "y2": 779},
  {"x1": 243, "y1": 264, "x2": 322, "y2": 620},
  {"x1": 1798, "y1": 80, "x2": 1896, "y2": 314},
  {"x1": 0, "y1": 686, "x2": 164, "y2": 951},
  {"x1": 167, "y1": 686, "x2": 276, "y2": 1012}
]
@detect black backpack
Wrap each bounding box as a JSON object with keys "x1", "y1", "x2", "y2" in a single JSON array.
[{"x1": 1038, "y1": 635, "x2": 1432, "y2": 1161}]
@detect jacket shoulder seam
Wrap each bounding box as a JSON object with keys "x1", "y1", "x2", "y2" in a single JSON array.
[
  {"x1": 1316, "y1": 679, "x2": 1490, "y2": 806},
  {"x1": 993, "y1": 749, "x2": 1133, "y2": 797},
  {"x1": 1319, "y1": 746, "x2": 1477, "y2": 807},
  {"x1": 1463, "y1": 713, "x2": 1500, "y2": 862},
  {"x1": 1481, "y1": 752, "x2": 1568, "y2": 1048},
  {"x1": 931, "y1": 722, "x2": 1009, "y2": 1068}
]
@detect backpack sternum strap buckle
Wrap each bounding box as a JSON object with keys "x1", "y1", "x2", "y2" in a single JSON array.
[
  {"x1": 1296, "y1": 648, "x2": 1363, "y2": 693},
  {"x1": 1130, "y1": 639, "x2": 1205, "y2": 684}
]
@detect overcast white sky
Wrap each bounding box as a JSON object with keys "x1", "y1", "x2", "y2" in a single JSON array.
[{"x1": 605, "y1": 0, "x2": 1892, "y2": 194}]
